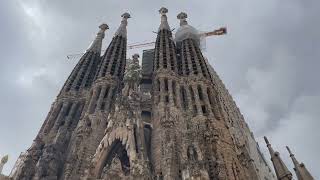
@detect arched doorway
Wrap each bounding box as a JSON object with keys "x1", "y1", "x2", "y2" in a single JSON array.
[{"x1": 97, "y1": 140, "x2": 130, "y2": 179}]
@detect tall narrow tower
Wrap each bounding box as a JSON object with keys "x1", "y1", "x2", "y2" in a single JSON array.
[
  {"x1": 286, "y1": 146, "x2": 314, "y2": 180},
  {"x1": 11, "y1": 23, "x2": 109, "y2": 180},
  {"x1": 264, "y1": 137, "x2": 293, "y2": 180},
  {"x1": 151, "y1": 7, "x2": 182, "y2": 180},
  {"x1": 62, "y1": 13, "x2": 130, "y2": 179},
  {"x1": 174, "y1": 11, "x2": 252, "y2": 180}
]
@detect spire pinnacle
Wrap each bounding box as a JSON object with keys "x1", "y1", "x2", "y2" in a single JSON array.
[
  {"x1": 114, "y1": 12, "x2": 131, "y2": 38},
  {"x1": 177, "y1": 12, "x2": 188, "y2": 26},
  {"x1": 99, "y1": 23, "x2": 109, "y2": 31},
  {"x1": 132, "y1": 53, "x2": 139, "y2": 63},
  {"x1": 286, "y1": 146, "x2": 314, "y2": 180},
  {"x1": 87, "y1": 23, "x2": 109, "y2": 53},
  {"x1": 158, "y1": 7, "x2": 170, "y2": 31},
  {"x1": 264, "y1": 136, "x2": 275, "y2": 155},
  {"x1": 264, "y1": 137, "x2": 292, "y2": 180}
]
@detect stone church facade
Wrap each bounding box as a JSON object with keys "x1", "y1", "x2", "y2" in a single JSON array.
[{"x1": 7, "y1": 7, "x2": 314, "y2": 180}]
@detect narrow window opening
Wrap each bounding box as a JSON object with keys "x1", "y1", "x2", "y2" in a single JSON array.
[
  {"x1": 133, "y1": 125, "x2": 139, "y2": 154},
  {"x1": 180, "y1": 87, "x2": 188, "y2": 110},
  {"x1": 198, "y1": 86, "x2": 204, "y2": 101},
  {"x1": 157, "y1": 79, "x2": 161, "y2": 92},
  {"x1": 189, "y1": 86, "x2": 195, "y2": 101},
  {"x1": 202, "y1": 105, "x2": 207, "y2": 114},
  {"x1": 164, "y1": 79, "x2": 169, "y2": 92}
]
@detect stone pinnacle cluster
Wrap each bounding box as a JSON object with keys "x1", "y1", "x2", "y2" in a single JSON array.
[{"x1": 7, "y1": 7, "x2": 313, "y2": 180}]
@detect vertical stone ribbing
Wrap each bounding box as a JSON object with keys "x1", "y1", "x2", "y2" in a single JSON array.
[
  {"x1": 153, "y1": 8, "x2": 177, "y2": 74},
  {"x1": 61, "y1": 24, "x2": 109, "y2": 93},
  {"x1": 61, "y1": 13, "x2": 130, "y2": 180},
  {"x1": 151, "y1": 8, "x2": 183, "y2": 180},
  {"x1": 10, "y1": 24, "x2": 108, "y2": 180}
]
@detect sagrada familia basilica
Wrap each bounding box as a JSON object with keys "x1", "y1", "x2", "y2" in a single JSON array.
[{"x1": 0, "y1": 7, "x2": 314, "y2": 180}]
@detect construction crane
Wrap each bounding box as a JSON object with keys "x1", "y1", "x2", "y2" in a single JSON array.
[{"x1": 66, "y1": 27, "x2": 227, "y2": 60}]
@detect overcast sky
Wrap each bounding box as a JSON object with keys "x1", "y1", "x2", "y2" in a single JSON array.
[{"x1": 0, "y1": 0, "x2": 319, "y2": 178}]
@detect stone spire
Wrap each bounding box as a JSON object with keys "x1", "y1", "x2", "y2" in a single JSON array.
[
  {"x1": 114, "y1": 12, "x2": 130, "y2": 38},
  {"x1": 158, "y1": 7, "x2": 170, "y2": 31},
  {"x1": 59, "y1": 14, "x2": 131, "y2": 179},
  {"x1": 286, "y1": 146, "x2": 314, "y2": 180},
  {"x1": 62, "y1": 24, "x2": 109, "y2": 92},
  {"x1": 174, "y1": 12, "x2": 210, "y2": 79},
  {"x1": 153, "y1": 7, "x2": 178, "y2": 73},
  {"x1": 96, "y1": 13, "x2": 130, "y2": 80},
  {"x1": 87, "y1": 24, "x2": 109, "y2": 53},
  {"x1": 264, "y1": 137, "x2": 293, "y2": 180},
  {"x1": 177, "y1": 12, "x2": 188, "y2": 26}
]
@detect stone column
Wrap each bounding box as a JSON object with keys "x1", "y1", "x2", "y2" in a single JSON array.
[
  {"x1": 43, "y1": 102, "x2": 63, "y2": 134},
  {"x1": 88, "y1": 87, "x2": 100, "y2": 114},
  {"x1": 190, "y1": 40, "x2": 202, "y2": 76},
  {"x1": 72, "y1": 56, "x2": 89, "y2": 89},
  {"x1": 165, "y1": 31, "x2": 171, "y2": 70},
  {"x1": 209, "y1": 87, "x2": 222, "y2": 120},
  {"x1": 95, "y1": 86, "x2": 108, "y2": 111},
  {"x1": 106, "y1": 40, "x2": 120, "y2": 73},
  {"x1": 185, "y1": 86, "x2": 193, "y2": 113},
  {"x1": 98, "y1": 56, "x2": 108, "y2": 78},
  {"x1": 202, "y1": 85, "x2": 213, "y2": 115},
  {"x1": 64, "y1": 102, "x2": 80, "y2": 125},
  {"x1": 104, "y1": 86, "x2": 115, "y2": 111},
  {"x1": 159, "y1": 34, "x2": 164, "y2": 69},
  {"x1": 154, "y1": 79, "x2": 160, "y2": 103},
  {"x1": 176, "y1": 84, "x2": 182, "y2": 109},
  {"x1": 53, "y1": 102, "x2": 72, "y2": 131},
  {"x1": 185, "y1": 42, "x2": 194, "y2": 75},
  {"x1": 173, "y1": 44, "x2": 179, "y2": 73},
  {"x1": 168, "y1": 79, "x2": 174, "y2": 105},
  {"x1": 159, "y1": 78, "x2": 165, "y2": 103}
]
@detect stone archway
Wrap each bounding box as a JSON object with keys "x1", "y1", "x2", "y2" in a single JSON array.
[
  {"x1": 100, "y1": 140, "x2": 130, "y2": 178},
  {"x1": 91, "y1": 139, "x2": 130, "y2": 179}
]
